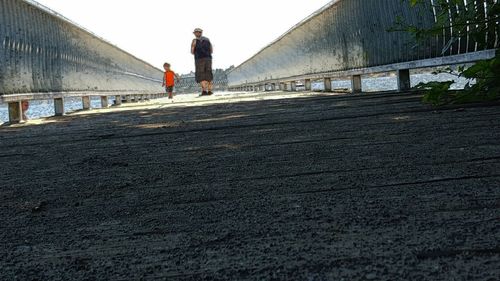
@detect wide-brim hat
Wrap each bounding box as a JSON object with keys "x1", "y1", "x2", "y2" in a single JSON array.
[{"x1": 193, "y1": 28, "x2": 203, "y2": 33}]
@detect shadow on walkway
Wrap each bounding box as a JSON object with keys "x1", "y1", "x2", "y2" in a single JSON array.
[{"x1": 1, "y1": 91, "x2": 499, "y2": 280}]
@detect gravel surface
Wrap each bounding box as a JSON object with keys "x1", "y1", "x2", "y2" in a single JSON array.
[{"x1": 1, "y1": 91, "x2": 499, "y2": 280}]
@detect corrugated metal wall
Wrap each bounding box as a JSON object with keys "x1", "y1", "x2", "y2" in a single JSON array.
[
  {"x1": 0, "y1": 0, "x2": 163, "y2": 95},
  {"x1": 228, "y1": 0, "x2": 499, "y2": 87}
]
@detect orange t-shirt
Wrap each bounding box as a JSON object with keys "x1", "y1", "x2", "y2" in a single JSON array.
[{"x1": 164, "y1": 70, "x2": 176, "y2": 87}]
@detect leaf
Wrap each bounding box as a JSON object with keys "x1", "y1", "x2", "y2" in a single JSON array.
[
  {"x1": 391, "y1": 0, "x2": 500, "y2": 106},
  {"x1": 419, "y1": 81, "x2": 454, "y2": 106}
]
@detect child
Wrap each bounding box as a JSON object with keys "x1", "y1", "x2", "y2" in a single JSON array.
[
  {"x1": 21, "y1": 100, "x2": 29, "y2": 120},
  {"x1": 162, "y1": 62, "x2": 180, "y2": 99}
]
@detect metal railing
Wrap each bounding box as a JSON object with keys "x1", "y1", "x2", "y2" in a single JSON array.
[
  {"x1": 0, "y1": 0, "x2": 163, "y2": 97},
  {"x1": 176, "y1": 71, "x2": 228, "y2": 93},
  {"x1": 227, "y1": 0, "x2": 499, "y2": 90}
]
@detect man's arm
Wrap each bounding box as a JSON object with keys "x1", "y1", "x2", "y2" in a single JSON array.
[{"x1": 191, "y1": 39, "x2": 196, "y2": 55}]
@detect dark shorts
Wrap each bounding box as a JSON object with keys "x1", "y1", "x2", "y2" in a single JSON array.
[
  {"x1": 165, "y1": 86, "x2": 174, "y2": 93},
  {"x1": 195, "y1": 58, "x2": 213, "y2": 83}
]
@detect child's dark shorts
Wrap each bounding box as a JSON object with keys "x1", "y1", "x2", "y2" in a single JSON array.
[{"x1": 165, "y1": 86, "x2": 174, "y2": 93}]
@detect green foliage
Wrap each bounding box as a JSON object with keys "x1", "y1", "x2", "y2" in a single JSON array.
[
  {"x1": 417, "y1": 49, "x2": 500, "y2": 106},
  {"x1": 418, "y1": 80, "x2": 454, "y2": 105},
  {"x1": 393, "y1": 0, "x2": 500, "y2": 106}
]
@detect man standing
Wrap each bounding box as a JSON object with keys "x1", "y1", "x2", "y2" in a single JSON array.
[{"x1": 191, "y1": 28, "x2": 213, "y2": 96}]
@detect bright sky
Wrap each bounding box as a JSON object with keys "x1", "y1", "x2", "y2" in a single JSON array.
[{"x1": 34, "y1": 0, "x2": 332, "y2": 74}]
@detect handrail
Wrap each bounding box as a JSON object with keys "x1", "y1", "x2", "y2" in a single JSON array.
[
  {"x1": 228, "y1": 0, "x2": 499, "y2": 88},
  {"x1": 0, "y1": 0, "x2": 163, "y2": 96}
]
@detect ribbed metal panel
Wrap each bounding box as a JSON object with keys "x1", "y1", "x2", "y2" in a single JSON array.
[
  {"x1": 228, "y1": 0, "x2": 498, "y2": 87},
  {"x1": 0, "y1": 0, "x2": 163, "y2": 95}
]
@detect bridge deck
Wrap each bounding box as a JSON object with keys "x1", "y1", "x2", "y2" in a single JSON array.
[{"x1": 1, "y1": 91, "x2": 499, "y2": 280}]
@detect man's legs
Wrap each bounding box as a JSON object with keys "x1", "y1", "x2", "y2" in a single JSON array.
[
  {"x1": 206, "y1": 59, "x2": 213, "y2": 95},
  {"x1": 196, "y1": 58, "x2": 213, "y2": 95},
  {"x1": 201, "y1": 81, "x2": 208, "y2": 94},
  {"x1": 200, "y1": 81, "x2": 213, "y2": 95}
]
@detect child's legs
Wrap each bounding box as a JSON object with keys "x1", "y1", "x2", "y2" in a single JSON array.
[{"x1": 166, "y1": 86, "x2": 174, "y2": 97}]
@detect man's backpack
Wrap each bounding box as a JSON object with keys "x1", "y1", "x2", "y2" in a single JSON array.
[{"x1": 196, "y1": 38, "x2": 211, "y2": 59}]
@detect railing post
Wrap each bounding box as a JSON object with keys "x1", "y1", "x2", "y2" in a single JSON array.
[
  {"x1": 271, "y1": 83, "x2": 276, "y2": 91},
  {"x1": 305, "y1": 79, "x2": 312, "y2": 91},
  {"x1": 290, "y1": 81, "x2": 297, "y2": 92},
  {"x1": 352, "y1": 75, "x2": 362, "y2": 93},
  {"x1": 398, "y1": 69, "x2": 411, "y2": 91},
  {"x1": 8, "y1": 102, "x2": 23, "y2": 123},
  {"x1": 323, "y1": 78, "x2": 332, "y2": 92},
  {"x1": 82, "y1": 96, "x2": 91, "y2": 110},
  {"x1": 54, "y1": 98, "x2": 65, "y2": 116},
  {"x1": 101, "y1": 96, "x2": 109, "y2": 108},
  {"x1": 114, "y1": 95, "x2": 122, "y2": 106}
]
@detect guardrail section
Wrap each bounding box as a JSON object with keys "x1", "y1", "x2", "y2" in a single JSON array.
[
  {"x1": 228, "y1": 0, "x2": 498, "y2": 88},
  {"x1": 0, "y1": 0, "x2": 163, "y2": 95}
]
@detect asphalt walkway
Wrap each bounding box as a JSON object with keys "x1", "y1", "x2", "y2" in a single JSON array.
[{"x1": 1, "y1": 91, "x2": 499, "y2": 280}]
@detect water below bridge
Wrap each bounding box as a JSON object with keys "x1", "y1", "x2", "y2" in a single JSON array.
[{"x1": 0, "y1": 71, "x2": 470, "y2": 124}]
